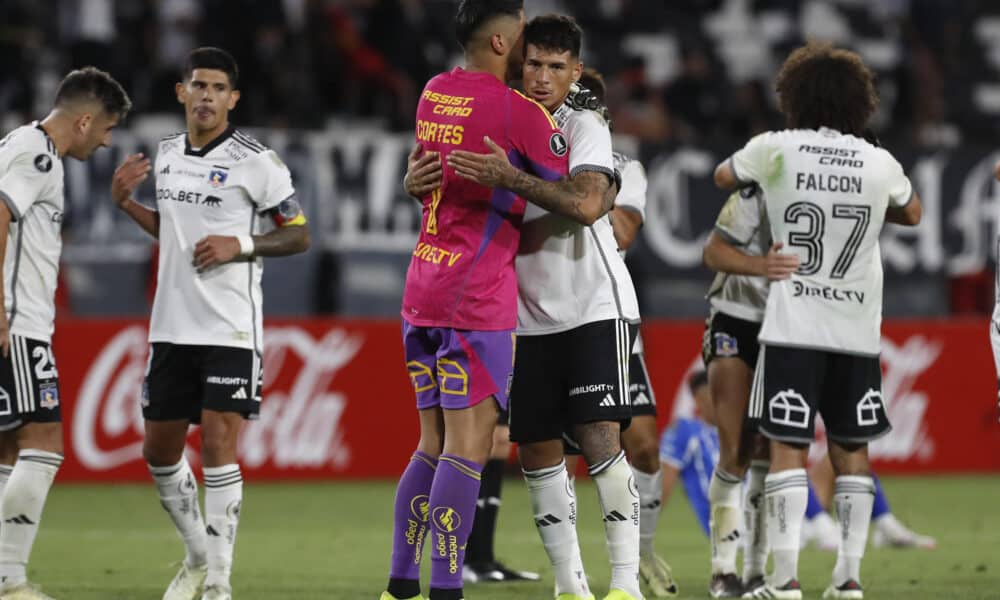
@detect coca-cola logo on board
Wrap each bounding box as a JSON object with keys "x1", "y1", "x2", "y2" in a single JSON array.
[{"x1": 73, "y1": 326, "x2": 364, "y2": 471}]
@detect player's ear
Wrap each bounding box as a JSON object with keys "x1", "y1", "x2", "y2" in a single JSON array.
[
  {"x1": 175, "y1": 81, "x2": 187, "y2": 105},
  {"x1": 75, "y1": 111, "x2": 93, "y2": 136},
  {"x1": 490, "y1": 32, "x2": 505, "y2": 56},
  {"x1": 227, "y1": 89, "x2": 240, "y2": 110},
  {"x1": 572, "y1": 60, "x2": 583, "y2": 83}
]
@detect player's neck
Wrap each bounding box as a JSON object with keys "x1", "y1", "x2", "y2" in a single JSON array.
[
  {"x1": 37, "y1": 112, "x2": 73, "y2": 158},
  {"x1": 187, "y1": 121, "x2": 231, "y2": 150},
  {"x1": 464, "y1": 54, "x2": 506, "y2": 82}
]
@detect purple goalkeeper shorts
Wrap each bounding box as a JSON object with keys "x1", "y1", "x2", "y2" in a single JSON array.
[{"x1": 402, "y1": 322, "x2": 515, "y2": 411}]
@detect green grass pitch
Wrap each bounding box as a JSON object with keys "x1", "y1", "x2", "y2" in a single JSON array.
[{"x1": 25, "y1": 475, "x2": 1000, "y2": 598}]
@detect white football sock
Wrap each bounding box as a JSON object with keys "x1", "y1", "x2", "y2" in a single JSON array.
[
  {"x1": 709, "y1": 468, "x2": 743, "y2": 575},
  {"x1": 832, "y1": 475, "x2": 875, "y2": 586},
  {"x1": 591, "y1": 451, "x2": 641, "y2": 599},
  {"x1": 765, "y1": 469, "x2": 808, "y2": 586},
  {"x1": 0, "y1": 465, "x2": 12, "y2": 501},
  {"x1": 524, "y1": 461, "x2": 590, "y2": 597},
  {"x1": 632, "y1": 465, "x2": 662, "y2": 558},
  {"x1": 203, "y1": 464, "x2": 243, "y2": 589},
  {"x1": 742, "y1": 460, "x2": 769, "y2": 581},
  {"x1": 149, "y1": 458, "x2": 207, "y2": 568},
  {"x1": 0, "y1": 450, "x2": 62, "y2": 586},
  {"x1": 524, "y1": 461, "x2": 589, "y2": 597}
]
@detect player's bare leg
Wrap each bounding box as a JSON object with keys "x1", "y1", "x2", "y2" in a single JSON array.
[
  {"x1": 197, "y1": 410, "x2": 246, "y2": 599},
  {"x1": 822, "y1": 442, "x2": 874, "y2": 599},
  {"x1": 576, "y1": 420, "x2": 642, "y2": 600},
  {"x1": 520, "y1": 440, "x2": 591, "y2": 600},
  {"x1": 145, "y1": 419, "x2": 207, "y2": 600},
  {"x1": 623, "y1": 415, "x2": 677, "y2": 597},
  {"x1": 707, "y1": 357, "x2": 752, "y2": 597},
  {"x1": 385, "y1": 408, "x2": 444, "y2": 600},
  {"x1": 0, "y1": 422, "x2": 63, "y2": 597}
]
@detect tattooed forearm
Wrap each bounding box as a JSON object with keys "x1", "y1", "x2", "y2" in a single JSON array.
[
  {"x1": 252, "y1": 224, "x2": 311, "y2": 256},
  {"x1": 506, "y1": 169, "x2": 612, "y2": 226}
]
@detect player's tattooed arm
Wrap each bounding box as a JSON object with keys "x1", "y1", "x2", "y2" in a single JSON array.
[
  {"x1": 448, "y1": 136, "x2": 616, "y2": 225},
  {"x1": 403, "y1": 144, "x2": 442, "y2": 199},
  {"x1": 703, "y1": 232, "x2": 800, "y2": 281},
  {"x1": 112, "y1": 153, "x2": 159, "y2": 239},
  {"x1": 885, "y1": 190, "x2": 923, "y2": 226}
]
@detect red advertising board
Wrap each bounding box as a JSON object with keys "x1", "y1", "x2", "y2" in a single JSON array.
[{"x1": 51, "y1": 318, "x2": 1000, "y2": 481}]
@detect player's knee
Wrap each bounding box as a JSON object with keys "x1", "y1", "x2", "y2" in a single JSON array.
[
  {"x1": 490, "y1": 428, "x2": 512, "y2": 460},
  {"x1": 627, "y1": 437, "x2": 660, "y2": 473},
  {"x1": 16, "y1": 423, "x2": 63, "y2": 456},
  {"x1": 200, "y1": 428, "x2": 237, "y2": 464},
  {"x1": 575, "y1": 421, "x2": 622, "y2": 467}
]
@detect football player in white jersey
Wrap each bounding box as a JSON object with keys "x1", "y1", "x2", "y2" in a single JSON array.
[
  {"x1": 111, "y1": 48, "x2": 310, "y2": 600},
  {"x1": 425, "y1": 14, "x2": 642, "y2": 600},
  {"x1": 575, "y1": 67, "x2": 677, "y2": 599},
  {"x1": 713, "y1": 43, "x2": 921, "y2": 600},
  {"x1": 702, "y1": 185, "x2": 796, "y2": 598},
  {"x1": 0, "y1": 67, "x2": 131, "y2": 599}
]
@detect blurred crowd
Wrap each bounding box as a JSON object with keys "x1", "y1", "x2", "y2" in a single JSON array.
[{"x1": 1, "y1": 0, "x2": 999, "y2": 145}]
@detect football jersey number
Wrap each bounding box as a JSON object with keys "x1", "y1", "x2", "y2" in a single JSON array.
[
  {"x1": 32, "y1": 346, "x2": 57, "y2": 380},
  {"x1": 425, "y1": 188, "x2": 442, "y2": 235},
  {"x1": 784, "y1": 202, "x2": 871, "y2": 279}
]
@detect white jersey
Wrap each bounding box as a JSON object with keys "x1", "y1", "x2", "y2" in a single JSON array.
[
  {"x1": 613, "y1": 151, "x2": 647, "y2": 353},
  {"x1": 516, "y1": 103, "x2": 640, "y2": 335},
  {"x1": 149, "y1": 126, "x2": 295, "y2": 352},
  {"x1": 0, "y1": 123, "x2": 64, "y2": 343},
  {"x1": 730, "y1": 127, "x2": 913, "y2": 355},
  {"x1": 707, "y1": 187, "x2": 771, "y2": 323}
]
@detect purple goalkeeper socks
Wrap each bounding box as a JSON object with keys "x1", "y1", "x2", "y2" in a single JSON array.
[
  {"x1": 428, "y1": 453, "x2": 483, "y2": 594},
  {"x1": 389, "y1": 451, "x2": 438, "y2": 582}
]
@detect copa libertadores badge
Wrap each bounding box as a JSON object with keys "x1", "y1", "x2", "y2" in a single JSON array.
[
  {"x1": 549, "y1": 132, "x2": 568, "y2": 157},
  {"x1": 34, "y1": 154, "x2": 52, "y2": 173}
]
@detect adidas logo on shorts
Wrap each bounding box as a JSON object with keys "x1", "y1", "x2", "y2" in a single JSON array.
[
  {"x1": 231, "y1": 387, "x2": 247, "y2": 400},
  {"x1": 599, "y1": 393, "x2": 616, "y2": 407}
]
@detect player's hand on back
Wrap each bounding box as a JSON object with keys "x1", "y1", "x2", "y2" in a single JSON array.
[
  {"x1": 447, "y1": 136, "x2": 515, "y2": 188},
  {"x1": 404, "y1": 144, "x2": 442, "y2": 198},
  {"x1": 764, "y1": 242, "x2": 801, "y2": 281},
  {"x1": 193, "y1": 235, "x2": 241, "y2": 273},
  {"x1": 111, "y1": 153, "x2": 151, "y2": 208}
]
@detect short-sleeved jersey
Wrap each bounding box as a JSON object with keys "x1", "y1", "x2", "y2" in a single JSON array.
[
  {"x1": 730, "y1": 127, "x2": 913, "y2": 355},
  {"x1": 706, "y1": 186, "x2": 770, "y2": 323},
  {"x1": 401, "y1": 68, "x2": 568, "y2": 330},
  {"x1": 516, "y1": 103, "x2": 640, "y2": 335},
  {"x1": 150, "y1": 126, "x2": 296, "y2": 352},
  {"x1": 659, "y1": 418, "x2": 719, "y2": 536},
  {"x1": 0, "y1": 123, "x2": 64, "y2": 342}
]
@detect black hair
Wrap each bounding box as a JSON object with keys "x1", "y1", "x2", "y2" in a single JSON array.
[
  {"x1": 182, "y1": 47, "x2": 239, "y2": 88},
  {"x1": 524, "y1": 14, "x2": 582, "y2": 58},
  {"x1": 54, "y1": 67, "x2": 132, "y2": 119},
  {"x1": 775, "y1": 42, "x2": 878, "y2": 136},
  {"x1": 454, "y1": 0, "x2": 523, "y2": 50}
]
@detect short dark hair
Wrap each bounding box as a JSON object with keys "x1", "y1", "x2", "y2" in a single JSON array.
[
  {"x1": 578, "y1": 68, "x2": 606, "y2": 103},
  {"x1": 54, "y1": 67, "x2": 132, "y2": 119},
  {"x1": 454, "y1": 0, "x2": 523, "y2": 50},
  {"x1": 182, "y1": 47, "x2": 239, "y2": 88},
  {"x1": 524, "y1": 14, "x2": 582, "y2": 58},
  {"x1": 775, "y1": 42, "x2": 877, "y2": 136}
]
